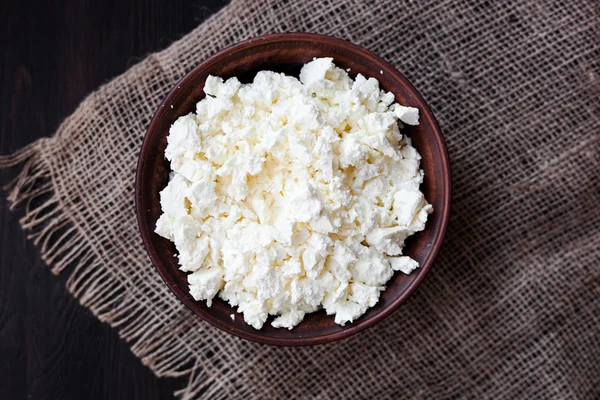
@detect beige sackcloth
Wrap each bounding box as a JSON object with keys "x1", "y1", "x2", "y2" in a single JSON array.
[{"x1": 1, "y1": 0, "x2": 599, "y2": 398}]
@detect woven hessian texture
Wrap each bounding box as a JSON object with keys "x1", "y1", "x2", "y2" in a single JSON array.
[{"x1": 1, "y1": 0, "x2": 599, "y2": 398}]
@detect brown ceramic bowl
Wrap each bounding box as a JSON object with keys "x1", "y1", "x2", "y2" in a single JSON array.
[{"x1": 136, "y1": 33, "x2": 451, "y2": 346}]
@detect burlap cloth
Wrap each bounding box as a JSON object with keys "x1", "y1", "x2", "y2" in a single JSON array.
[{"x1": 1, "y1": 0, "x2": 599, "y2": 398}]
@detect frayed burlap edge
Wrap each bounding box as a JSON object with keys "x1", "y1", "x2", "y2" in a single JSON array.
[
  {"x1": 0, "y1": 127, "x2": 223, "y2": 400},
  {"x1": 0, "y1": 6, "x2": 240, "y2": 399}
]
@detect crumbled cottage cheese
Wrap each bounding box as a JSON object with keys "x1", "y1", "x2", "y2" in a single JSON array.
[{"x1": 155, "y1": 58, "x2": 432, "y2": 330}]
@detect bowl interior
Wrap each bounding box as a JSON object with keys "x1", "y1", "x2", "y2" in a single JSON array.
[{"x1": 136, "y1": 34, "x2": 450, "y2": 345}]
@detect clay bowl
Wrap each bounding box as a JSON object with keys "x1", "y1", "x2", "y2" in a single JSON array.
[{"x1": 136, "y1": 33, "x2": 451, "y2": 346}]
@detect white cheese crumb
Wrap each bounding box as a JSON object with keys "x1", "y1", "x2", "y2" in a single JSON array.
[
  {"x1": 389, "y1": 256, "x2": 420, "y2": 274},
  {"x1": 393, "y1": 104, "x2": 420, "y2": 125},
  {"x1": 156, "y1": 58, "x2": 432, "y2": 330},
  {"x1": 230, "y1": 313, "x2": 235, "y2": 321}
]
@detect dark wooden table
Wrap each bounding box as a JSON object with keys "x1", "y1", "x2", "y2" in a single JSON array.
[{"x1": 0, "y1": 1, "x2": 228, "y2": 398}]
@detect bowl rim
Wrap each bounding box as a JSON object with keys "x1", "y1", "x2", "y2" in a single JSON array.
[{"x1": 136, "y1": 32, "x2": 451, "y2": 346}]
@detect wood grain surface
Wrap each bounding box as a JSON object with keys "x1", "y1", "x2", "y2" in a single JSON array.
[{"x1": 0, "y1": 1, "x2": 227, "y2": 398}]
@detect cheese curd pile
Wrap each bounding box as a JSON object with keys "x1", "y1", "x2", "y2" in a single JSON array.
[{"x1": 155, "y1": 58, "x2": 432, "y2": 330}]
